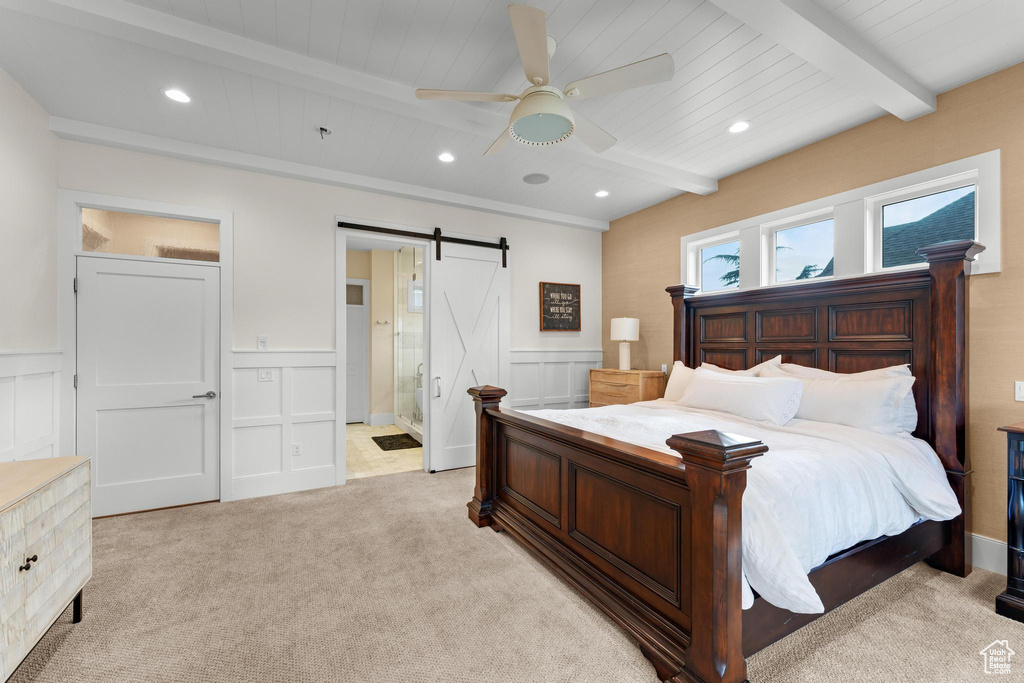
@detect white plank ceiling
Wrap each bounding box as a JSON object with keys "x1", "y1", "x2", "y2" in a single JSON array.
[{"x1": 1, "y1": 0, "x2": 1022, "y2": 225}]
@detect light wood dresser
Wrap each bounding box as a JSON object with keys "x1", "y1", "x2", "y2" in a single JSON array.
[
  {"x1": 589, "y1": 369, "x2": 667, "y2": 407},
  {"x1": 1, "y1": 457, "x2": 91, "y2": 681}
]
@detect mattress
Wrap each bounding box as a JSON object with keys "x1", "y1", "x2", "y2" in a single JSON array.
[{"x1": 523, "y1": 399, "x2": 961, "y2": 614}]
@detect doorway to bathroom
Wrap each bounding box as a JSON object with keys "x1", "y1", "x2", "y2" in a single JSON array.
[{"x1": 344, "y1": 238, "x2": 425, "y2": 480}]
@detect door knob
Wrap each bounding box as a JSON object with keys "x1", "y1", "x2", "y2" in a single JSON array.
[{"x1": 192, "y1": 391, "x2": 217, "y2": 399}]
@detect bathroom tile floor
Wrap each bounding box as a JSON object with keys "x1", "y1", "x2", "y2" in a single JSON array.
[{"x1": 346, "y1": 423, "x2": 423, "y2": 480}]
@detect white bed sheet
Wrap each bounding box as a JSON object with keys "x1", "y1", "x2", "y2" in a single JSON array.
[{"x1": 523, "y1": 400, "x2": 961, "y2": 614}]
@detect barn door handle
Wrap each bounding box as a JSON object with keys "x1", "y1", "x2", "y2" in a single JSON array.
[
  {"x1": 192, "y1": 391, "x2": 217, "y2": 399},
  {"x1": 434, "y1": 377, "x2": 442, "y2": 398}
]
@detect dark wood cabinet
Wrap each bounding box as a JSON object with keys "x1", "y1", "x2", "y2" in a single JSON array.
[{"x1": 997, "y1": 423, "x2": 1024, "y2": 622}]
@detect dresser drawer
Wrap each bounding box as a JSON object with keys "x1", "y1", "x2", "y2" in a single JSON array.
[
  {"x1": 591, "y1": 369, "x2": 640, "y2": 386},
  {"x1": 22, "y1": 463, "x2": 91, "y2": 647},
  {"x1": 0, "y1": 504, "x2": 27, "y2": 680},
  {"x1": 590, "y1": 381, "x2": 642, "y2": 405}
]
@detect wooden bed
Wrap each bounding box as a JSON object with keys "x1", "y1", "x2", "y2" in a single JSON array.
[{"x1": 465, "y1": 239, "x2": 983, "y2": 683}]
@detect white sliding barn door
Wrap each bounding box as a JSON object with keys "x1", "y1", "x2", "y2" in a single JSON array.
[
  {"x1": 77, "y1": 256, "x2": 220, "y2": 516},
  {"x1": 428, "y1": 243, "x2": 509, "y2": 471}
]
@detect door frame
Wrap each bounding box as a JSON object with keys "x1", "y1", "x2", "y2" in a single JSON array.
[
  {"x1": 336, "y1": 218, "x2": 433, "y2": 475},
  {"x1": 58, "y1": 190, "x2": 235, "y2": 501},
  {"x1": 345, "y1": 278, "x2": 370, "y2": 425}
]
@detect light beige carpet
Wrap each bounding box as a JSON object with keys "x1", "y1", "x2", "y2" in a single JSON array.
[{"x1": 11, "y1": 468, "x2": 1024, "y2": 682}]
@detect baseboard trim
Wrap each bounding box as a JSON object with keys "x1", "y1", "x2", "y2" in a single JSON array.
[
  {"x1": 973, "y1": 533, "x2": 1006, "y2": 575},
  {"x1": 368, "y1": 413, "x2": 395, "y2": 427}
]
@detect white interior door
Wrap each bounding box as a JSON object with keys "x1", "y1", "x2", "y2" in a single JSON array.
[
  {"x1": 77, "y1": 256, "x2": 220, "y2": 516},
  {"x1": 428, "y1": 242, "x2": 509, "y2": 471},
  {"x1": 345, "y1": 279, "x2": 369, "y2": 424}
]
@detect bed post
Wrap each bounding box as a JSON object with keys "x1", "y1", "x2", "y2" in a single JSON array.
[
  {"x1": 667, "y1": 430, "x2": 767, "y2": 683},
  {"x1": 467, "y1": 385, "x2": 507, "y2": 528},
  {"x1": 667, "y1": 285, "x2": 698, "y2": 365},
  {"x1": 918, "y1": 239, "x2": 984, "y2": 578}
]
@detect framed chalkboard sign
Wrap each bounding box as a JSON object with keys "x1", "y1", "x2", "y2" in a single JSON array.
[{"x1": 539, "y1": 282, "x2": 581, "y2": 331}]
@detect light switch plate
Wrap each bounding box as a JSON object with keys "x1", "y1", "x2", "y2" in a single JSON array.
[
  {"x1": 257, "y1": 336, "x2": 268, "y2": 351},
  {"x1": 292, "y1": 443, "x2": 302, "y2": 457},
  {"x1": 662, "y1": 364, "x2": 668, "y2": 373},
  {"x1": 1016, "y1": 381, "x2": 1024, "y2": 402},
  {"x1": 258, "y1": 369, "x2": 273, "y2": 382}
]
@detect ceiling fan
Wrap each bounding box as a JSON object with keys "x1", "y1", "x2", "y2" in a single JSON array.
[{"x1": 415, "y1": 4, "x2": 675, "y2": 156}]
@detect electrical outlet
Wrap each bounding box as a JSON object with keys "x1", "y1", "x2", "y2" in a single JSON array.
[
  {"x1": 661, "y1": 364, "x2": 668, "y2": 374},
  {"x1": 258, "y1": 369, "x2": 273, "y2": 382},
  {"x1": 257, "y1": 336, "x2": 268, "y2": 351},
  {"x1": 292, "y1": 443, "x2": 302, "y2": 457},
  {"x1": 1016, "y1": 381, "x2": 1024, "y2": 402}
]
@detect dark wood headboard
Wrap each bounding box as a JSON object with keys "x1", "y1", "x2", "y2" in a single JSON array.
[{"x1": 667, "y1": 240, "x2": 983, "y2": 477}]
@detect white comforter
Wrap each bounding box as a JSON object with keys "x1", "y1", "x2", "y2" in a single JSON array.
[{"x1": 524, "y1": 400, "x2": 960, "y2": 614}]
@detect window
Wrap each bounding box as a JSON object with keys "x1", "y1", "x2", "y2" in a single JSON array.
[
  {"x1": 774, "y1": 218, "x2": 834, "y2": 283},
  {"x1": 680, "y1": 150, "x2": 999, "y2": 291},
  {"x1": 81, "y1": 208, "x2": 219, "y2": 262},
  {"x1": 881, "y1": 185, "x2": 975, "y2": 268},
  {"x1": 701, "y1": 240, "x2": 740, "y2": 292}
]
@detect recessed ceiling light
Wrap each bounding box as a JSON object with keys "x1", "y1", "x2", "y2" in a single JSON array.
[
  {"x1": 438, "y1": 152, "x2": 455, "y2": 163},
  {"x1": 522, "y1": 173, "x2": 549, "y2": 185},
  {"x1": 727, "y1": 120, "x2": 751, "y2": 134},
  {"x1": 164, "y1": 88, "x2": 191, "y2": 103},
  {"x1": 595, "y1": 190, "x2": 609, "y2": 198}
]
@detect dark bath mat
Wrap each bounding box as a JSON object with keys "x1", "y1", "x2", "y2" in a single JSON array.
[{"x1": 372, "y1": 434, "x2": 422, "y2": 451}]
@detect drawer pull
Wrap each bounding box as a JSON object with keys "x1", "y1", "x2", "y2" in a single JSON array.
[{"x1": 18, "y1": 554, "x2": 38, "y2": 572}]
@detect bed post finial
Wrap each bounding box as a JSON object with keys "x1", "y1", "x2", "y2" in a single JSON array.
[
  {"x1": 467, "y1": 385, "x2": 507, "y2": 528},
  {"x1": 667, "y1": 284, "x2": 698, "y2": 366},
  {"x1": 667, "y1": 430, "x2": 767, "y2": 683},
  {"x1": 918, "y1": 239, "x2": 984, "y2": 578}
]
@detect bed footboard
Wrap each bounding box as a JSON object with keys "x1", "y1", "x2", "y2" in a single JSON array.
[{"x1": 467, "y1": 386, "x2": 766, "y2": 683}]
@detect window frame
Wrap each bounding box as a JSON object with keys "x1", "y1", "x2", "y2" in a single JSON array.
[
  {"x1": 866, "y1": 171, "x2": 978, "y2": 274},
  {"x1": 679, "y1": 150, "x2": 1000, "y2": 295},
  {"x1": 692, "y1": 231, "x2": 743, "y2": 294},
  {"x1": 762, "y1": 209, "x2": 835, "y2": 286}
]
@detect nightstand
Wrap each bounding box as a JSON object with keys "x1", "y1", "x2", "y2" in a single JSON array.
[
  {"x1": 997, "y1": 422, "x2": 1024, "y2": 622},
  {"x1": 589, "y1": 369, "x2": 666, "y2": 408}
]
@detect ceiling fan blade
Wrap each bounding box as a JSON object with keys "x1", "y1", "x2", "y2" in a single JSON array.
[
  {"x1": 415, "y1": 89, "x2": 519, "y2": 103},
  {"x1": 564, "y1": 53, "x2": 675, "y2": 100},
  {"x1": 484, "y1": 130, "x2": 512, "y2": 156},
  {"x1": 508, "y1": 4, "x2": 550, "y2": 86},
  {"x1": 572, "y1": 111, "x2": 616, "y2": 153}
]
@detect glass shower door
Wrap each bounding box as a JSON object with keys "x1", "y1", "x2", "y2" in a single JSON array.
[{"x1": 394, "y1": 247, "x2": 424, "y2": 438}]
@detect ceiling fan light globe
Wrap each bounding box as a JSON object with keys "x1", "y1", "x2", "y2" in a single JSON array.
[{"x1": 508, "y1": 92, "x2": 575, "y2": 146}]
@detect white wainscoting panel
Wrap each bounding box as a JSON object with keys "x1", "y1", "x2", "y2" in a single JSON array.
[
  {"x1": 231, "y1": 351, "x2": 337, "y2": 500},
  {"x1": 0, "y1": 353, "x2": 61, "y2": 462},
  {"x1": 509, "y1": 350, "x2": 603, "y2": 411}
]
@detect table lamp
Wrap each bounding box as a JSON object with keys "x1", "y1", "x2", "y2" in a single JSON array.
[{"x1": 610, "y1": 317, "x2": 640, "y2": 370}]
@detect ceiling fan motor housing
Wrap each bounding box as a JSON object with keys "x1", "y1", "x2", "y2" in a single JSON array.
[{"x1": 509, "y1": 88, "x2": 575, "y2": 146}]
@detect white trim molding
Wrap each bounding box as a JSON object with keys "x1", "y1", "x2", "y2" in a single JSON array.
[
  {"x1": 0, "y1": 351, "x2": 62, "y2": 462},
  {"x1": 973, "y1": 534, "x2": 1007, "y2": 576},
  {"x1": 509, "y1": 349, "x2": 603, "y2": 411},
  {"x1": 681, "y1": 150, "x2": 1001, "y2": 294},
  {"x1": 231, "y1": 351, "x2": 337, "y2": 501}
]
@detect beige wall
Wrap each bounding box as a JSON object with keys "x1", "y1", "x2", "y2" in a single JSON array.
[
  {"x1": 58, "y1": 140, "x2": 603, "y2": 352},
  {"x1": 0, "y1": 68, "x2": 58, "y2": 351},
  {"x1": 369, "y1": 250, "x2": 395, "y2": 417},
  {"x1": 603, "y1": 62, "x2": 1024, "y2": 543},
  {"x1": 346, "y1": 250, "x2": 370, "y2": 280}
]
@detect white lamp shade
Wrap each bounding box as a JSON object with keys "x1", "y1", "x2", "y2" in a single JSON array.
[{"x1": 610, "y1": 317, "x2": 640, "y2": 342}]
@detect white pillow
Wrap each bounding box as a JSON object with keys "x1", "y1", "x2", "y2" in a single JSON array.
[
  {"x1": 774, "y1": 363, "x2": 918, "y2": 433},
  {"x1": 663, "y1": 362, "x2": 695, "y2": 402},
  {"x1": 676, "y1": 367, "x2": 803, "y2": 426},
  {"x1": 761, "y1": 365, "x2": 915, "y2": 435},
  {"x1": 701, "y1": 354, "x2": 782, "y2": 377}
]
